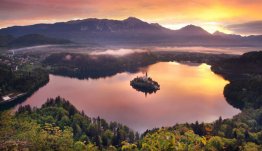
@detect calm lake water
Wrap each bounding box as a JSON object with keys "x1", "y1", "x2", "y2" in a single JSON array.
[{"x1": 17, "y1": 62, "x2": 240, "y2": 132}]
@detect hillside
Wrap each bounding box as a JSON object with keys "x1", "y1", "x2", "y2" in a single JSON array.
[
  {"x1": 0, "y1": 34, "x2": 71, "y2": 48},
  {"x1": 211, "y1": 51, "x2": 262, "y2": 109},
  {"x1": 0, "y1": 35, "x2": 15, "y2": 47},
  {"x1": 1, "y1": 96, "x2": 261, "y2": 150}
]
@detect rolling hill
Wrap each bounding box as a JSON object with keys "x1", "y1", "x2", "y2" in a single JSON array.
[{"x1": 0, "y1": 34, "x2": 71, "y2": 48}]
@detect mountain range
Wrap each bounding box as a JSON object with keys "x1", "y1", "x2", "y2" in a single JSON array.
[{"x1": 0, "y1": 17, "x2": 261, "y2": 46}]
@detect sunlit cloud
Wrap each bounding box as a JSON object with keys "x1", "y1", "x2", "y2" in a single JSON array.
[{"x1": 0, "y1": 0, "x2": 261, "y2": 35}]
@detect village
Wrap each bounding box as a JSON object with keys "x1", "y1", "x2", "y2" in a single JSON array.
[{"x1": 0, "y1": 50, "x2": 48, "y2": 104}]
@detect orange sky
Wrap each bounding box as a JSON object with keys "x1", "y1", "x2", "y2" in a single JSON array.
[{"x1": 0, "y1": 0, "x2": 262, "y2": 34}]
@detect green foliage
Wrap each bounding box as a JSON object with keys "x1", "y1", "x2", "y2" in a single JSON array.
[
  {"x1": 121, "y1": 141, "x2": 138, "y2": 151},
  {"x1": 1, "y1": 97, "x2": 262, "y2": 150},
  {"x1": 0, "y1": 111, "x2": 74, "y2": 151},
  {"x1": 224, "y1": 76, "x2": 262, "y2": 109},
  {"x1": 74, "y1": 141, "x2": 87, "y2": 151},
  {"x1": 141, "y1": 128, "x2": 205, "y2": 151},
  {"x1": 241, "y1": 142, "x2": 261, "y2": 151},
  {"x1": 16, "y1": 96, "x2": 138, "y2": 149},
  {"x1": 143, "y1": 108, "x2": 262, "y2": 151},
  {"x1": 0, "y1": 63, "x2": 49, "y2": 97},
  {"x1": 212, "y1": 51, "x2": 262, "y2": 110},
  {"x1": 206, "y1": 136, "x2": 224, "y2": 150}
]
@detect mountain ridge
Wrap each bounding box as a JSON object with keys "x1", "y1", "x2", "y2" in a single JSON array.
[{"x1": 0, "y1": 17, "x2": 261, "y2": 46}]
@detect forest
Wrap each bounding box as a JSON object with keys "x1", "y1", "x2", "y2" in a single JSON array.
[
  {"x1": 0, "y1": 51, "x2": 262, "y2": 150},
  {"x1": 0, "y1": 63, "x2": 49, "y2": 103},
  {"x1": 211, "y1": 51, "x2": 262, "y2": 109},
  {"x1": 0, "y1": 97, "x2": 138, "y2": 150},
  {"x1": 1, "y1": 96, "x2": 261, "y2": 150}
]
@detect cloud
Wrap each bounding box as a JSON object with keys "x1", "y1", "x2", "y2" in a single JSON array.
[
  {"x1": 90, "y1": 49, "x2": 146, "y2": 56},
  {"x1": 226, "y1": 21, "x2": 262, "y2": 35},
  {"x1": 0, "y1": 0, "x2": 261, "y2": 35}
]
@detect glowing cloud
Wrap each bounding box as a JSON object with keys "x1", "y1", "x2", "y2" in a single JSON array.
[{"x1": 0, "y1": 0, "x2": 261, "y2": 34}]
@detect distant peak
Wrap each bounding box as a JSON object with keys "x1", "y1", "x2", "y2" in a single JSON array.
[
  {"x1": 124, "y1": 17, "x2": 143, "y2": 22},
  {"x1": 182, "y1": 24, "x2": 203, "y2": 30},
  {"x1": 177, "y1": 24, "x2": 210, "y2": 35},
  {"x1": 213, "y1": 30, "x2": 242, "y2": 37},
  {"x1": 213, "y1": 31, "x2": 226, "y2": 35}
]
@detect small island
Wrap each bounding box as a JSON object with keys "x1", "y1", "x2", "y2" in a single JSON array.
[{"x1": 130, "y1": 72, "x2": 160, "y2": 94}]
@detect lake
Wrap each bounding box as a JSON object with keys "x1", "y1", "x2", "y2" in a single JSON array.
[{"x1": 17, "y1": 62, "x2": 240, "y2": 132}]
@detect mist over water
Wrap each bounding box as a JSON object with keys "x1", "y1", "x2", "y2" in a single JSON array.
[
  {"x1": 90, "y1": 48, "x2": 146, "y2": 56},
  {"x1": 9, "y1": 44, "x2": 262, "y2": 55},
  {"x1": 151, "y1": 46, "x2": 262, "y2": 55}
]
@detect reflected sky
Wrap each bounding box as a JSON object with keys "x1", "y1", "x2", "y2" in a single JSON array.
[{"x1": 17, "y1": 62, "x2": 240, "y2": 132}]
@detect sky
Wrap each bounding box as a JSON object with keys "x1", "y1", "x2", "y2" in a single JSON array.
[{"x1": 0, "y1": 0, "x2": 262, "y2": 35}]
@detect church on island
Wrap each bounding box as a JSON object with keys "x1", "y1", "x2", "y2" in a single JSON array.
[{"x1": 130, "y1": 72, "x2": 160, "y2": 94}]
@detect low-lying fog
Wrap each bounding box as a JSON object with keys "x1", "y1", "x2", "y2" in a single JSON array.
[{"x1": 8, "y1": 44, "x2": 262, "y2": 55}]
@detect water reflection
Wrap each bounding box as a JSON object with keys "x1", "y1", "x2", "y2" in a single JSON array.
[{"x1": 17, "y1": 62, "x2": 240, "y2": 132}]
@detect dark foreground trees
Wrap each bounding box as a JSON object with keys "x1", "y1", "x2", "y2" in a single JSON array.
[
  {"x1": 1, "y1": 96, "x2": 261, "y2": 150},
  {"x1": 0, "y1": 96, "x2": 138, "y2": 150},
  {"x1": 211, "y1": 51, "x2": 262, "y2": 110}
]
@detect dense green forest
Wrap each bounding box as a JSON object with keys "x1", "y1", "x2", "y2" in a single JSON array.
[
  {"x1": 0, "y1": 63, "x2": 49, "y2": 98},
  {"x1": 211, "y1": 51, "x2": 262, "y2": 109}
]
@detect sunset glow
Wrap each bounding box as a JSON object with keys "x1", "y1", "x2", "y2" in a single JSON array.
[{"x1": 0, "y1": 0, "x2": 261, "y2": 35}]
